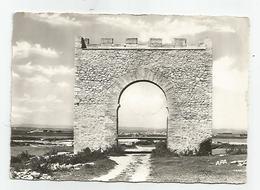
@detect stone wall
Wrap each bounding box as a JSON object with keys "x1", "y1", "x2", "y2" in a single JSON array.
[{"x1": 74, "y1": 37, "x2": 213, "y2": 154}]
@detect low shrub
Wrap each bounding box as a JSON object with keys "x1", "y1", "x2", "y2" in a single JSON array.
[
  {"x1": 11, "y1": 151, "x2": 33, "y2": 164},
  {"x1": 47, "y1": 154, "x2": 72, "y2": 165},
  {"x1": 197, "y1": 138, "x2": 212, "y2": 156},
  {"x1": 28, "y1": 156, "x2": 52, "y2": 175},
  {"x1": 180, "y1": 149, "x2": 197, "y2": 156},
  {"x1": 45, "y1": 148, "x2": 107, "y2": 165},
  {"x1": 44, "y1": 148, "x2": 59, "y2": 156},
  {"x1": 73, "y1": 148, "x2": 107, "y2": 163},
  {"x1": 135, "y1": 140, "x2": 154, "y2": 146},
  {"x1": 10, "y1": 151, "x2": 34, "y2": 171},
  {"x1": 104, "y1": 144, "x2": 125, "y2": 156},
  {"x1": 121, "y1": 142, "x2": 136, "y2": 149},
  {"x1": 47, "y1": 145, "x2": 125, "y2": 165},
  {"x1": 11, "y1": 145, "x2": 125, "y2": 175},
  {"x1": 151, "y1": 140, "x2": 212, "y2": 157},
  {"x1": 151, "y1": 141, "x2": 179, "y2": 157},
  {"x1": 44, "y1": 147, "x2": 72, "y2": 156}
]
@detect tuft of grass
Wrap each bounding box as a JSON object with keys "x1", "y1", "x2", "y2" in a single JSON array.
[
  {"x1": 180, "y1": 149, "x2": 196, "y2": 156},
  {"x1": 104, "y1": 144, "x2": 125, "y2": 156},
  {"x1": 44, "y1": 147, "x2": 72, "y2": 156},
  {"x1": 151, "y1": 140, "x2": 213, "y2": 157},
  {"x1": 135, "y1": 140, "x2": 154, "y2": 146},
  {"x1": 70, "y1": 148, "x2": 107, "y2": 164},
  {"x1": 28, "y1": 156, "x2": 52, "y2": 175},
  {"x1": 151, "y1": 141, "x2": 179, "y2": 157},
  {"x1": 11, "y1": 151, "x2": 32, "y2": 163},
  {"x1": 10, "y1": 151, "x2": 34, "y2": 171},
  {"x1": 197, "y1": 138, "x2": 212, "y2": 156}
]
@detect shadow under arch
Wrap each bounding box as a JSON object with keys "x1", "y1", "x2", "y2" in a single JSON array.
[{"x1": 116, "y1": 80, "x2": 169, "y2": 147}]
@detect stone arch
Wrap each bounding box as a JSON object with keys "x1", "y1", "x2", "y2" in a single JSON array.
[
  {"x1": 104, "y1": 68, "x2": 175, "y2": 147},
  {"x1": 116, "y1": 79, "x2": 170, "y2": 142},
  {"x1": 106, "y1": 68, "x2": 174, "y2": 106},
  {"x1": 106, "y1": 68, "x2": 175, "y2": 110},
  {"x1": 117, "y1": 79, "x2": 169, "y2": 104}
]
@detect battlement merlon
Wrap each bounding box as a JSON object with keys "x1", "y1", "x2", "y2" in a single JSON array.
[{"x1": 75, "y1": 37, "x2": 212, "y2": 50}]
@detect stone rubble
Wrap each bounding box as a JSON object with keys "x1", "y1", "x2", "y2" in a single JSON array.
[{"x1": 11, "y1": 162, "x2": 95, "y2": 180}]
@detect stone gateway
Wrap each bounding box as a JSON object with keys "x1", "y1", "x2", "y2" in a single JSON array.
[{"x1": 73, "y1": 37, "x2": 213, "y2": 155}]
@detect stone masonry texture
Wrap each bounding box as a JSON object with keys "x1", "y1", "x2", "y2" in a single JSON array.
[{"x1": 73, "y1": 37, "x2": 213, "y2": 154}]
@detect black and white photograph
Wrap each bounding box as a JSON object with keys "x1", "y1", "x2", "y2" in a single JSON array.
[{"x1": 10, "y1": 13, "x2": 249, "y2": 183}]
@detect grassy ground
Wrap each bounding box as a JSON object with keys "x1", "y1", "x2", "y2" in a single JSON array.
[
  {"x1": 51, "y1": 158, "x2": 117, "y2": 181},
  {"x1": 149, "y1": 154, "x2": 247, "y2": 183},
  {"x1": 10, "y1": 145, "x2": 123, "y2": 181},
  {"x1": 11, "y1": 146, "x2": 73, "y2": 157}
]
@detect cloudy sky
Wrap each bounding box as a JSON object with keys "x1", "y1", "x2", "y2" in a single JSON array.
[
  {"x1": 119, "y1": 82, "x2": 168, "y2": 129},
  {"x1": 11, "y1": 13, "x2": 249, "y2": 130}
]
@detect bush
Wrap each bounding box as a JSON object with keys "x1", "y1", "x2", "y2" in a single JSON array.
[
  {"x1": 180, "y1": 149, "x2": 197, "y2": 156},
  {"x1": 121, "y1": 143, "x2": 137, "y2": 149},
  {"x1": 11, "y1": 145, "x2": 126, "y2": 176},
  {"x1": 151, "y1": 140, "x2": 213, "y2": 157},
  {"x1": 44, "y1": 148, "x2": 59, "y2": 156},
  {"x1": 48, "y1": 145, "x2": 125, "y2": 165},
  {"x1": 10, "y1": 151, "x2": 34, "y2": 171},
  {"x1": 197, "y1": 138, "x2": 212, "y2": 156},
  {"x1": 151, "y1": 141, "x2": 179, "y2": 157},
  {"x1": 47, "y1": 154, "x2": 72, "y2": 165},
  {"x1": 11, "y1": 151, "x2": 33, "y2": 164},
  {"x1": 66, "y1": 148, "x2": 106, "y2": 164},
  {"x1": 44, "y1": 147, "x2": 72, "y2": 156},
  {"x1": 136, "y1": 140, "x2": 154, "y2": 146},
  {"x1": 28, "y1": 156, "x2": 52, "y2": 174},
  {"x1": 104, "y1": 144, "x2": 125, "y2": 156}
]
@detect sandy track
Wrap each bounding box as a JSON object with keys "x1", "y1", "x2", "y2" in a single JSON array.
[{"x1": 92, "y1": 154, "x2": 151, "y2": 182}]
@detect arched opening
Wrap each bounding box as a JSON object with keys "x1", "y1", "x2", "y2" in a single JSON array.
[{"x1": 117, "y1": 80, "x2": 168, "y2": 153}]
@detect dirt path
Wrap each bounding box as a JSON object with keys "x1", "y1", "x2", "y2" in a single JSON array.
[{"x1": 92, "y1": 154, "x2": 151, "y2": 182}]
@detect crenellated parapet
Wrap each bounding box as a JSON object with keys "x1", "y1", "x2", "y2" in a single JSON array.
[{"x1": 77, "y1": 37, "x2": 211, "y2": 50}]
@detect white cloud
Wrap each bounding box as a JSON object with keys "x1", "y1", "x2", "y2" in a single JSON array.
[
  {"x1": 25, "y1": 75, "x2": 50, "y2": 84},
  {"x1": 192, "y1": 17, "x2": 236, "y2": 33},
  {"x1": 17, "y1": 94, "x2": 63, "y2": 104},
  {"x1": 57, "y1": 82, "x2": 70, "y2": 88},
  {"x1": 12, "y1": 72, "x2": 20, "y2": 79},
  {"x1": 213, "y1": 56, "x2": 248, "y2": 92},
  {"x1": 97, "y1": 16, "x2": 235, "y2": 42},
  {"x1": 13, "y1": 41, "x2": 59, "y2": 59},
  {"x1": 17, "y1": 62, "x2": 73, "y2": 77},
  {"x1": 28, "y1": 13, "x2": 81, "y2": 27},
  {"x1": 39, "y1": 65, "x2": 73, "y2": 76},
  {"x1": 213, "y1": 56, "x2": 248, "y2": 130},
  {"x1": 12, "y1": 94, "x2": 64, "y2": 122},
  {"x1": 213, "y1": 88, "x2": 248, "y2": 130},
  {"x1": 16, "y1": 62, "x2": 34, "y2": 73},
  {"x1": 35, "y1": 105, "x2": 50, "y2": 113},
  {"x1": 12, "y1": 106, "x2": 32, "y2": 114},
  {"x1": 214, "y1": 25, "x2": 235, "y2": 33},
  {"x1": 11, "y1": 106, "x2": 32, "y2": 122}
]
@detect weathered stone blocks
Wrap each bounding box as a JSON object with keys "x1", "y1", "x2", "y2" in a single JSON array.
[{"x1": 73, "y1": 37, "x2": 213, "y2": 154}]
